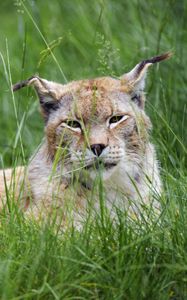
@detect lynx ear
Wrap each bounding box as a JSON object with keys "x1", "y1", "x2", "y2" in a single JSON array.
[
  {"x1": 121, "y1": 52, "x2": 172, "y2": 107},
  {"x1": 13, "y1": 76, "x2": 65, "y2": 119}
]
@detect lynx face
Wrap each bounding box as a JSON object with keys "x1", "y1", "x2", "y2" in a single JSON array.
[
  {"x1": 13, "y1": 53, "x2": 171, "y2": 183},
  {"x1": 45, "y1": 78, "x2": 150, "y2": 181}
]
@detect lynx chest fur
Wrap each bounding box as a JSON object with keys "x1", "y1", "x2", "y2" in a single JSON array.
[{"x1": 1, "y1": 53, "x2": 171, "y2": 226}]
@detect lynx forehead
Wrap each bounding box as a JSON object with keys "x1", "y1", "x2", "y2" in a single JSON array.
[
  {"x1": 55, "y1": 79, "x2": 133, "y2": 122},
  {"x1": 57, "y1": 78, "x2": 120, "y2": 120}
]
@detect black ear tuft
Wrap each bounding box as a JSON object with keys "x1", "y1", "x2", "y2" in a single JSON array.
[
  {"x1": 13, "y1": 76, "x2": 63, "y2": 121},
  {"x1": 12, "y1": 76, "x2": 38, "y2": 92},
  {"x1": 136, "y1": 52, "x2": 173, "y2": 76},
  {"x1": 121, "y1": 51, "x2": 172, "y2": 93}
]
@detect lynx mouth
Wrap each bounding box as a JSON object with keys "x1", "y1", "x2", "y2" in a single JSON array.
[{"x1": 85, "y1": 160, "x2": 118, "y2": 170}]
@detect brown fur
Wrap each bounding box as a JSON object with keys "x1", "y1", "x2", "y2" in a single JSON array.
[{"x1": 0, "y1": 53, "x2": 172, "y2": 226}]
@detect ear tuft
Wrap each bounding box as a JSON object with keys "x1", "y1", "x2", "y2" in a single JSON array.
[
  {"x1": 12, "y1": 76, "x2": 61, "y2": 98},
  {"x1": 136, "y1": 52, "x2": 173, "y2": 76},
  {"x1": 121, "y1": 51, "x2": 173, "y2": 92},
  {"x1": 13, "y1": 76, "x2": 65, "y2": 120},
  {"x1": 120, "y1": 52, "x2": 172, "y2": 109},
  {"x1": 12, "y1": 76, "x2": 38, "y2": 92}
]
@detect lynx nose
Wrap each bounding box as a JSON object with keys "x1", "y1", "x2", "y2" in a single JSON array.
[{"x1": 90, "y1": 144, "x2": 106, "y2": 157}]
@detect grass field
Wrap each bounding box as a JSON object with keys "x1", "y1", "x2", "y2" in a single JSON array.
[{"x1": 0, "y1": 0, "x2": 187, "y2": 299}]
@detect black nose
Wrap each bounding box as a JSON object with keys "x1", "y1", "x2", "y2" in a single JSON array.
[{"x1": 90, "y1": 144, "x2": 106, "y2": 157}]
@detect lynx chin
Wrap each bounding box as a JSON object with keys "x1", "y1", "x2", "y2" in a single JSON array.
[{"x1": 0, "y1": 52, "x2": 172, "y2": 227}]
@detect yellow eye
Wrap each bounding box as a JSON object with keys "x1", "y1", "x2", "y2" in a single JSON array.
[
  {"x1": 109, "y1": 115, "x2": 124, "y2": 124},
  {"x1": 65, "y1": 120, "x2": 81, "y2": 129},
  {"x1": 109, "y1": 115, "x2": 130, "y2": 129}
]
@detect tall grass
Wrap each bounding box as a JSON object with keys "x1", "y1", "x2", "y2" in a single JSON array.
[{"x1": 0, "y1": 0, "x2": 186, "y2": 299}]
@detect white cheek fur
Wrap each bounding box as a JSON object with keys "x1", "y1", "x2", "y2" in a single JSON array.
[{"x1": 109, "y1": 115, "x2": 130, "y2": 129}]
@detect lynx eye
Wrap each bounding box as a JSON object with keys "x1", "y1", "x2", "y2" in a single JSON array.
[
  {"x1": 109, "y1": 115, "x2": 124, "y2": 124},
  {"x1": 62, "y1": 120, "x2": 81, "y2": 132},
  {"x1": 109, "y1": 115, "x2": 130, "y2": 129}
]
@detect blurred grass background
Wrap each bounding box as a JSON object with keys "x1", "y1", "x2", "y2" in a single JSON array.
[{"x1": 0, "y1": 0, "x2": 187, "y2": 299}]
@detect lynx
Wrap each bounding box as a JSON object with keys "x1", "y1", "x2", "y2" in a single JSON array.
[{"x1": 0, "y1": 53, "x2": 171, "y2": 227}]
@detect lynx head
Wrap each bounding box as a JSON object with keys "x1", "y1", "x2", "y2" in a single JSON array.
[{"x1": 13, "y1": 53, "x2": 171, "y2": 181}]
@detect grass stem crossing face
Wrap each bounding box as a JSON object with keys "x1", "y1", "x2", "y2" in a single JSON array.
[
  {"x1": 12, "y1": 52, "x2": 171, "y2": 179},
  {"x1": 10, "y1": 53, "x2": 171, "y2": 216}
]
